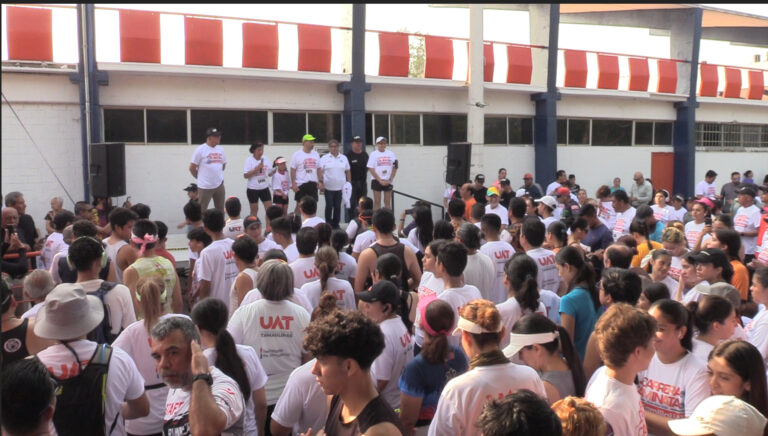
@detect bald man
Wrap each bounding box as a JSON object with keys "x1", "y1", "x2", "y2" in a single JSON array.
[{"x1": 628, "y1": 171, "x2": 653, "y2": 208}]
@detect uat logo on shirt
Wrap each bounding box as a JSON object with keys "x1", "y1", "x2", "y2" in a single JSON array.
[
  {"x1": 538, "y1": 255, "x2": 555, "y2": 266},
  {"x1": 260, "y1": 315, "x2": 294, "y2": 330},
  {"x1": 223, "y1": 250, "x2": 235, "y2": 260},
  {"x1": 494, "y1": 250, "x2": 511, "y2": 260},
  {"x1": 303, "y1": 268, "x2": 320, "y2": 279},
  {"x1": 399, "y1": 332, "x2": 412, "y2": 348}
]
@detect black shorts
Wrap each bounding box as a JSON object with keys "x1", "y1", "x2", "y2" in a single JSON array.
[
  {"x1": 247, "y1": 188, "x2": 271, "y2": 203},
  {"x1": 295, "y1": 181, "x2": 319, "y2": 202},
  {"x1": 371, "y1": 179, "x2": 393, "y2": 192},
  {"x1": 273, "y1": 194, "x2": 289, "y2": 205}
]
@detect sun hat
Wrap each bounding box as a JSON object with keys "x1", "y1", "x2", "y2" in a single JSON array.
[
  {"x1": 33, "y1": 283, "x2": 104, "y2": 340},
  {"x1": 668, "y1": 395, "x2": 766, "y2": 436}
]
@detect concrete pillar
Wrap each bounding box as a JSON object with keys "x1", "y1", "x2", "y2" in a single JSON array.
[
  {"x1": 528, "y1": 4, "x2": 551, "y2": 88},
  {"x1": 670, "y1": 10, "x2": 697, "y2": 95},
  {"x1": 467, "y1": 4, "x2": 485, "y2": 179},
  {"x1": 337, "y1": 4, "x2": 370, "y2": 152}
]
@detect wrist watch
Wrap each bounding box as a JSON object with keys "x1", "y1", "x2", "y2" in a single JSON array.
[{"x1": 192, "y1": 372, "x2": 213, "y2": 386}]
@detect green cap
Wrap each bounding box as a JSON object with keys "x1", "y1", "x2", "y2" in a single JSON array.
[{"x1": 302, "y1": 134, "x2": 316, "y2": 142}]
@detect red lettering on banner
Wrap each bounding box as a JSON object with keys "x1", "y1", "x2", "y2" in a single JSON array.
[
  {"x1": 223, "y1": 250, "x2": 235, "y2": 260},
  {"x1": 493, "y1": 250, "x2": 510, "y2": 260},
  {"x1": 303, "y1": 268, "x2": 320, "y2": 279},
  {"x1": 538, "y1": 255, "x2": 555, "y2": 267},
  {"x1": 260, "y1": 315, "x2": 294, "y2": 330}
]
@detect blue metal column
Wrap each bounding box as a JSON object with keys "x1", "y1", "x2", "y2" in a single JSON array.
[
  {"x1": 531, "y1": 4, "x2": 561, "y2": 189},
  {"x1": 673, "y1": 8, "x2": 702, "y2": 197},
  {"x1": 71, "y1": 4, "x2": 108, "y2": 201},
  {"x1": 338, "y1": 4, "x2": 371, "y2": 153}
]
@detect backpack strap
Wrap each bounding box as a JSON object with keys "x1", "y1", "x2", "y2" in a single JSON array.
[
  {"x1": 89, "y1": 344, "x2": 117, "y2": 436},
  {"x1": 98, "y1": 281, "x2": 118, "y2": 293}
]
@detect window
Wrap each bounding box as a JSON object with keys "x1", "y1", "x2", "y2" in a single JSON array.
[
  {"x1": 423, "y1": 114, "x2": 467, "y2": 145},
  {"x1": 654, "y1": 122, "x2": 673, "y2": 145},
  {"x1": 696, "y1": 123, "x2": 768, "y2": 148},
  {"x1": 365, "y1": 113, "x2": 373, "y2": 146},
  {"x1": 147, "y1": 110, "x2": 187, "y2": 143},
  {"x1": 509, "y1": 118, "x2": 533, "y2": 144},
  {"x1": 104, "y1": 109, "x2": 143, "y2": 143},
  {"x1": 696, "y1": 122, "x2": 721, "y2": 147},
  {"x1": 273, "y1": 112, "x2": 306, "y2": 143},
  {"x1": 568, "y1": 119, "x2": 590, "y2": 145},
  {"x1": 557, "y1": 119, "x2": 567, "y2": 144},
  {"x1": 592, "y1": 119, "x2": 632, "y2": 146},
  {"x1": 390, "y1": 114, "x2": 420, "y2": 144},
  {"x1": 190, "y1": 110, "x2": 267, "y2": 145},
  {"x1": 635, "y1": 122, "x2": 653, "y2": 145},
  {"x1": 484, "y1": 117, "x2": 507, "y2": 144},
  {"x1": 743, "y1": 125, "x2": 761, "y2": 148},
  {"x1": 308, "y1": 113, "x2": 342, "y2": 143},
  {"x1": 374, "y1": 114, "x2": 389, "y2": 143}
]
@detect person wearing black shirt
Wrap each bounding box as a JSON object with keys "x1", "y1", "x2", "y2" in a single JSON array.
[
  {"x1": 345, "y1": 136, "x2": 369, "y2": 222},
  {"x1": 520, "y1": 173, "x2": 543, "y2": 199},
  {"x1": 499, "y1": 178, "x2": 515, "y2": 210},
  {"x1": 471, "y1": 174, "x2": 487, "y2": 205},
  {"x1": 4, "y1": 192, "x2": 39, "y2": 249}
]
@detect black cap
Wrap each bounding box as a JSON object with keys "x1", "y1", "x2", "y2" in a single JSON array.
[
  {"x1": 475, "y1": 174, "x2": 485, "y2": 183},
  {"x1": 705, "y1": 170, "x2": 717, "y2": 178},
  {"x1": 738, "y1": 185, "x2": 757, "y2": 196},
  {"x1": 205, "y1": 127, "x2": 222, "y2": 137},
  {"x1": 690, "y1": 248, "x2": 730, "y2": 270},
  {"x1": 243, "y1": 215, "x2": 262, "y2": 229},
  {"x1": 352, "y1": 135, "x2": 362, "y2": 142},
  {"x1": 183, "y1": 183, "x2": 198, "y2": 192},
  {"x1": 356, "y1": 281, "x2": 400, "y2": 310}
]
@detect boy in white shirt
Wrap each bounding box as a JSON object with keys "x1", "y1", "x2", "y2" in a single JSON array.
[
  {"x1": 270, "y1": 217, "x2": 299, "y2": 263},
  {"x1": 734, "y1": 186, "x2": 761, "y2": 262},
  {"x1": 290, "y1": 227, "x2": 320, "y2": 289},
  {"x1": 197, "y1": 208, "x2": 238, "y2": 312},
  {"x1": 367, "y1": 136, "x2": 398, "y2": 210},
  {"x1": 585, "y1": 303, "x2": 657, "y2": 436},
  {"x1": 299, "y1": 197, "x2": 325, "y2": 228},
  {"x1": 290, "y1": 134, "x2": 321, "y2": 214},
  {"x1": 520, "y1": 217, "x2": 561, "y2": 294},
  {"x1": 433, "y1": 241, "x2": 482, "y2": 348},
  {"x1": 480, "y1": 214, "x2": 516, "y2": 304},
  {"x1": 222, "y1": 196, "x2": 245, "y2": 240}
]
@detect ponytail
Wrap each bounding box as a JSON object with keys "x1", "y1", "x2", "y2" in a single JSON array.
[
  {"x1": 312, "y1": 293, "x2": 339, "y2": 321},
  {"x1": 556, "y1": 325, "x2": 587, "y2": 397},
  {"x1": 137, "y1": 276, "x2": 165, "y2": 333},
  {"x1": 191, "y1": 298, "x2": 251, "y2": 399},
  {"x1": 397, "y1": 290, "x2": 414, "y2": 335},
  {"x1": 315, "y1": 246, "x2": 339, "y2": 293},
  {"x1": 505, "y1": 253, "x2": 541, "y2": 313}
]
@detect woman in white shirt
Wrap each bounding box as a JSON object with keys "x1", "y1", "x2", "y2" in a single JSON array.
[
  {"x1": 639, "y1": 299, "x2": 710, "y2": 433},
  {"x1": 229, "y1": 235, "x2": 259, "y2": 315},
  {"x1": 330, "y1": 229, "x2": 357, "y2": 286},
  {"x1": 300, "y1": 246, "x2": 356, "y2": 311},
  {"x1": 646, "y1": 249, "x2": 679, "y2": 297},
  {"x1": 193, "y1": 297, "x2": 268, "y2": 436},
  {"x1": 689, "y1": 295, "x2": 738, "y2": 362},
  {"x1": 407, "y1": 205, "x2": 434, "y2": 256},
  {"x1": 113, "y1": 276, "x2": 187, "y2": 436},
  {"x1": 707, "y1": 339, "x2": 768, "y2": 417},
  {"x1": 651, "y1": 190, "x2": 673, "y2": 223},
  {"x1": 496, "y1": 253, "x2": 547, "y2": 349}
]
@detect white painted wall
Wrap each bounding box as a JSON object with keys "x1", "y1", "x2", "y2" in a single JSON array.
[{"x1": 696, "y1": 151, "x2": 767, "y2": 188}]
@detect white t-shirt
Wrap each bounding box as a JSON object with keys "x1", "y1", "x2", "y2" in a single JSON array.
[
  {"x1": 204, "y1": 344, "x2": 268, "y2": 436},
  {"x1": 290, "y1": 149, "x2": 320, "y2": 186},
  {"x1": 598, "y1": 201, "x2": 617, "y2": 230},
  {"x1": 223, "y1": 218, "x2": 244, "y2": 240},
  {"x1": 428, "y1": 362, "x2": 546, "y2": 436},
  {"x1": 164, "y1": 367, "x2": 244, "y2": 435},
  {"x1": 438, "y1": 285, "x2": 483, "y2": 348},
  {"x1": 21, "y1": 301, "x2": 45, "y2": 319},
  {"x1": 302, "y1": 216, "x2": 325, "y2": 228},
  {"x1": 290, "y1": 256, "x2": 319, "y2": 289},
  {"x1": 485, "y1": 204, "x2": 509, "y2": 226},
  {"x1": 695, "y1": 180, "x2": 718, "y2": 200},
  {"x1": 113, "y1": 313, "x2": 190, "y2": 435},
  {"x1": 79, "y1": 279, "x2": 137, "y2": 334},
  {"x1": 105, "y1": 239, "x2": 129, "y2": 284},
  {"x1": 668, "y1": 256, "x2": 683, "y2": 282},
  {"x1": 480, "y1": 240, "x2": 516, "y2": 304},
  {"x1": 41, "y1": 232, "x2": 67, "y2": 270},
  {"x1": 198, "y1": 238, "x2": 239, "y2": 312},
  {"x1": 497, "y1": 297, "x2": 547, "y2": 349},
  {"x1": 371, "y1": 317, "x2": 414, "y2": 409},
  {"x1": 229, "y1": 268, "x2": 258, "y2": 316},
  {"x1": 346, "y1": 219, "x2": 360, "y2": 242},
  {"x1": 227, "y1": 299, "x2": 311, "y2": 405},
  {"x1": 352, "y1": 230, "x2": 377, "y2": 255},
  {"x1": 335, "y1": 251, "x2": 357, "y2": 282},
  {"x1": 463, "y1": 251, "x2": 496, "y2": 303},
  {"x1": 407, "y1": 227, "x2": 427, "y2": 255},
  {"x1": 746, "y1": 309, "x2": 768, "y2": 366},
  {"x1": 300, "y1": 277, "x2": 356, "y2": 311},
  {"x1": 240, "y1": 287, "x2": 314, "y2": 315},
  {"x1": 540, "y1": 215, "x2": 557, "y2": 230},
  {"x1": 526, "y1": 247, "x2": 560, "y2": 294},
  {"x1": 271, "y1": 359, "x2": 328, "y2": 436},
  {"x1": 367, "y1": 149, "x2": 397, "y2": 181},
  {"x1": 283, "y1": 243, "x2": 299, "y2": 264},
  {"x1": 657, "y1": 275, "x2": 679, "y2": 298},
  {"x1": 586, "y1": 366, "x2": 648, "y2": 436},
  {"x1": 613, "y1": 207, "x2": 637, "y2": 241},
  {"x1": 539, "y1": 289, "x2": 562, "y2": 324},
  {"x1": 255, "y1": 237, "x2": 279, "y2": 260},
  {"x1": 244, "y1": 155, "x2": 273, "y2": 190},
  {"x1": 414, "y1": 272, "x2": 446, "y2": 347},
  {"x1": 319, "y1": 153, "x2": 350, "y2": 191},
  {"x1": 691, "y1": 338, "x2": 715, "y2": 363},
  {"x1": 191, "y1": 143, "x2": 227, "y2": 189},
  {"x1": 637, "y1": 353, "x2": 709, "y2": 419},
  {"x1": 668, "y1": 206, "x2": 687, "y2": 223},
  {"x1": 681, "y1": 282, "x2": 709, "y2": 305},
  {"x1": 734, "y1": 204, "x2": 761, "y2": 254},
  {"x1": 49, "y1": 249, "x2": 68, "y2": 284},
  {"x1": 272, "y1": 170, "x2": 291, "y2": 197},
  {"x1": 651, "y1": 205, "x2": 673, "y2": 223},
  {"x1": 684, "y1": 221, "x2": 709, "y2": 249},
  {"x1": 546, "y1": 181, "x2": 562, "y2": 196},
  {"x1": 38, "y1": 340, "x2": 145, "y2": 436}
]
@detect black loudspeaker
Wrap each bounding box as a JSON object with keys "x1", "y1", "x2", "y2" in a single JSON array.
[
  {"x1": 446, "y1": 142, "x2": 471, "y2": 186},
  {"x1": 90, "y1": 142, "x2": 126, "y2": 198}
]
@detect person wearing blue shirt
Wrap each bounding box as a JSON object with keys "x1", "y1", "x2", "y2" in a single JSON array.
[{"x1": 556, "y1": 246, "x2": 599, "y2": 360}]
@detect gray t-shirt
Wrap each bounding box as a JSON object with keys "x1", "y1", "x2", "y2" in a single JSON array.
[{"x1": 541, "y1": 370, "x2": 576, "y2": 398}]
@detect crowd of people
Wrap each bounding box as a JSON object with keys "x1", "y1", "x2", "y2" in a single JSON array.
[{"x1": 2, "y1": 131, "x2": 768, "y2": 436}]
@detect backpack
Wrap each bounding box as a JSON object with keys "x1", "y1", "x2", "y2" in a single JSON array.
[
  {"x1": 86, "y1": 281, "x2": 118, "y2": 344},
  {"x1": 47, "y1": 343, "x2": 117, "y2": 436}
]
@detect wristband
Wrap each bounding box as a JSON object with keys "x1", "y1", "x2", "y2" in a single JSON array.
[{"x1": 192, "y1": 373, "x2": 213, "y2": 386}]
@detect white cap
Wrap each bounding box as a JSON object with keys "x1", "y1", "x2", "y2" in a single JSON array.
[
  {"x1": 668, "y1": 395, "x2": 767, "y2": 436},
  {"x1": 516, "y1": 188, "x2": 528, "y2": 197},
  {"x1": 376, "y1": 136, "x2": 387, "y2": 144},
  {"x1": 535, "y1": 195, "x2": 557, "y2": 209}
]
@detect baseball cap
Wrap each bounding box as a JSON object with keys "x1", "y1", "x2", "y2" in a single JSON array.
[
  {"x1": 205, "y1": 127, "x2": 222, "y2": 137},
  {"x1": 535, "y1": 196, "x2": 557, "y2": 209},
  {"x1": 502, "y1": 331, "x2": 559, "y2": 359},
  {"x1": 487, "y1": 187, "x2": 500, "y2": 197},
  {"x1": 737, "y1": 185, "x2": 756, "y2": 196},
  {"x1": 274, "y1": 157, "x2": 286, "y2": 165},
  {"x1": 698, "y1": 282, "x2": 741, "y2": 308},
  {"x1": 556, "y1": 187, "x2": 571, "y2": 196},
  {"x1": 243, "y1": 215, "x2": 262, "y2": 229},
  {"x1": 356, "y1": 281, "x2": 400, "y2": 310},
  {"x1": 183, "y1": 183, "x2": 198, "y2": 192},
  {"x1": 516, "y1": 188, "x2": 529, "y2": 197},
  {"x1": 695, "y1": 198, "x2": 715, "y2": 209},
  {"x1": 673, "y1": 194, "x2": 685, "y2": 203},
  {"x1": 302, "y1": 134, "x2": 316, "y2": 142},
  {"x1": 668, "y1": 395, "x2": 766, "y2": 436},
  {"x1": 499, "y1": 178, "x2": 511, "y2": 186},
  {"x1": 475, "y1": 174, "x2": 486, "y2": 183},
  {"x1": 352, "y1": 135, "x2": 362, "y2": 142},
  {"x1": 690, "y1": 248, "x2": 730, "y2": 271},
  {"x1": 376, "y1": 136, "x2": 387, "y2": 144},
  {"x1": 523, "y1": 173, "x2": 533, "y2": 179}
]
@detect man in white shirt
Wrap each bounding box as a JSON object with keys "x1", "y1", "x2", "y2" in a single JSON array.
[
  {"x1": 270, "y1": 217, "x2": 299, "y2": 263},
  {"x1": 190, "y1": 127, "x2": 227, "y2": 212},
  {"x1": 197, "y1": 208, "x2": 238, "y2": 312},
  {"x1": 318, "y1": 139, "x2": 351, "y2": 229},
  {"x1": 456, "y1": 223, "x2": 496, "y2": 302},
  {"x1": 223, "y1": 196, "x2": 245, "y2": 240},
  {"x1": 484, "y1": 187, "x2": 509, "y2": 229},
  {"x1": 546, "y1": 170, "x2": 567, "y2": 196},
  {"x1": 150, "y1": 316, "x2": 245, "y2": 434},
  {"x1": 367, "y1": 136, "x2": 398, "y2": 211},
  {"x1": 520, "y1": 217, "x2": 561, "y2": 294},
  {"x1": 290, "y1": 227, "x2": 320, "y2": 289},
  {"x1": 299, "y1": 197, "x2": 325, "y2": 228},
  {"x1": 629, "y1": 171, "x2": 653, "y2": 208},
  {"x1": 105, "y1": 207, "x2": 139, "y2": 284},
  {"x1": 695, "y1": 170, "x2": 719, "y2": 201},
  {"x1": 290, "y1": 134, "x2": 321, "y2": 214},
  {"x1": 734, "y1": 186, "x2": 761, "y2": 263},
  {"x1": 611, "y1": 190, "x2": 637, "y2": 241},
  {"x1": 35, "y1": 283, "x2": 149, "y2": 435},
  {"x1": 480, "y1": 214, "x2": 515, "y2": 304},
  {"x1": 433, "y1": 241, "x2": 482, "y2": 348}
]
